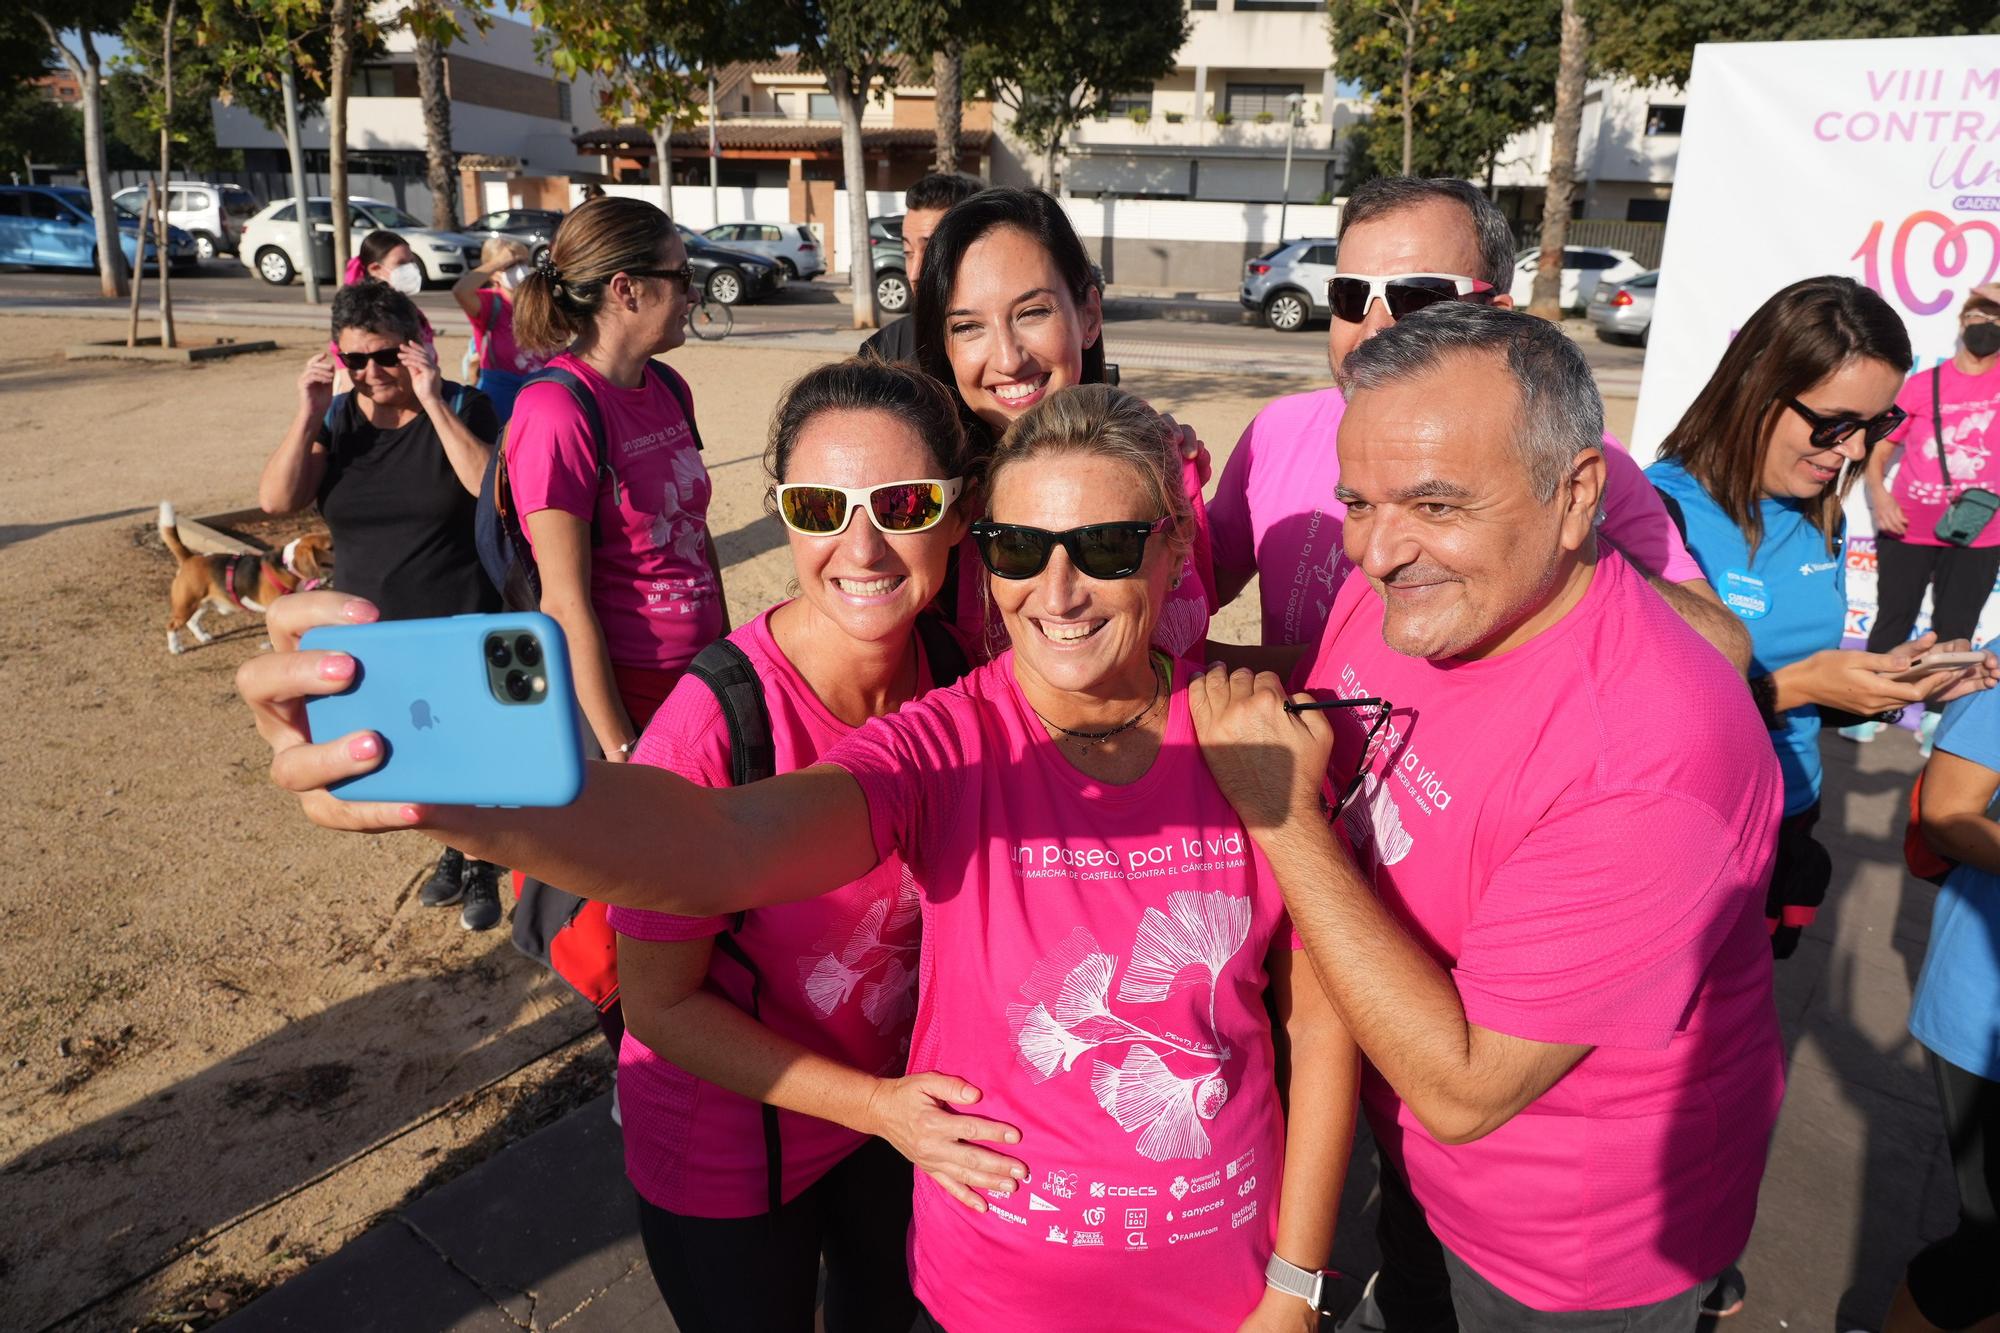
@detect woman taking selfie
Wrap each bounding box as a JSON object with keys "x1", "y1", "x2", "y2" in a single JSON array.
[
  {"x1": 912, "y1": 188, "x2": 1217, "y2": 661},
  {"x1": 1850, "y1": 284, "x2": 2000, "y2": 752},
  {"x1": 240, "y1": 384, "x2": 1359, "y2": 1333},
  {"x1": 1647, "y1": 275, "x2": 1997, "y2": 963},
  {"x1": 612, "y1": 357, "x2": 977, "y2": 1331},
  {"x1": 503, "y1": 195, "x2": 729, "y2": 1055}
]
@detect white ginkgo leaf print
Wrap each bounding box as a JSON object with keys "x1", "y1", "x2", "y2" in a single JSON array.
[
  {"x1": 794, "y1": 885, "x2": 918, "y2": 1022},
  {"x1": 1091, "y1": 1046, "x2": 1227, "y2": 1162},
  {"x1": 860, "y1": 956, "x2": 917, "y2": 1035},
  {"x1": 1011, "y1": 1002, "x2": 1099, "y2": 1080},
  {"x1": 1006, "y1": 929, "x2": 1120, "y2": 1080},
  {"x1": 1119, "y1": 890, "x2": 1252, "y2": 1005}
]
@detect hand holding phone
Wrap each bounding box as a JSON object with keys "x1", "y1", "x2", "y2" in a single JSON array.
[
  {"x1": 301, "y1": 612, "x2": 584, "y2": 807},
  {"x1": 1884, "y1": 650, "x2": 1988, "y2": 684}
]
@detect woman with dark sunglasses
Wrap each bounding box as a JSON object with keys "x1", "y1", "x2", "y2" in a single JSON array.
[
  {"x1": 909, "y1": 188, "x2": 1219, "y2": 662},
  {"x1": 1648, "y1": 276, "x2": 1996, "y2": 962},
  {"x1": 239, "y1": 383, "x2": 1359, "y2": 1333},
  {"x1": 256, "y1": 279, "x2": 507, "y2": 927},
  {"x1": 1849, "y1": 284, "x2": 2000, "y2": 753},
  {"x1": 498, "y1": 196, "x2": 728, "y2": 1048},
  {"x1": 608, "y1": 359, "x2": 985, "y2": 1331}
]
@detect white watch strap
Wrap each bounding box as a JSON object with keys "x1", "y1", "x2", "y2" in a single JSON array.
[{"x1": 1265, "y1": 1253, "x2": 1332, "y2": 1313}]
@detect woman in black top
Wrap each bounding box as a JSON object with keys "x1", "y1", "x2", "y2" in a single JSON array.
[{"x1": 258, "y1": 279, "x2": 508, "y2": 928}]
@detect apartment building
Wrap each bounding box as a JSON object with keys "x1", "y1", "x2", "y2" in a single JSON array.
[
  {"x1": 1047, "y1": 0, "x2": 1349, "y2": 203},
  {"x1": 209, "y1": 8, "x2": 598, "y2": 216},
  {"x1": 1490, "y1": 78, "x2": 1685, "y2": 225}
]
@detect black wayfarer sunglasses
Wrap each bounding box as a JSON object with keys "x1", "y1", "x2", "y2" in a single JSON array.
[
  {"x1": 336, "y1": 347, "x2": 404, "y2": 372},
  {"x1": 1784, "y1": 398, "x2": 1908, "y2": 451},
  {"x1": 969, "y1": 516, "x2": 1175, "y2": 581}
]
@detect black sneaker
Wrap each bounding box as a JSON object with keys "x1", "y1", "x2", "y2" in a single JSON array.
[
  {"x1": 419, "y1": 848, "x2": 466, "y2": 908},
  {"x1": 459, "y1": 860, "x2": 502, "y2": 932}
]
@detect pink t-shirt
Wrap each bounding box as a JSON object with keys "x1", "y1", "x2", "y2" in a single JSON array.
[
  {"x1": 953, "y1": 454, "x2": 1219, "y2": 661},
  {"x1": 1210, "y1": 387, "x2": 1708, "y2": 645},
  {"x1": 468, "y1": 289, "x2": 550, "y2": 377},
  {"x1": 825, "y1": 657, "x2": 1293, "y2": 1333},
  {"x1": 505, "y1": 352, "x2": 723, "y2": 670},
  {"x1": 1301, "y1": 548, "x2": 1785, "y2": 1311},
  {"x1": 1884, "y1": 360, "x2": 2000, "y2": 547},
  {"x1": 607, "y1": 607, "x2": 930, "y2": 1217}
]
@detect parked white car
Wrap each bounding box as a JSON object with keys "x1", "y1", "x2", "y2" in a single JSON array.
[
  {"x1": 1508, "y1": 246, "x2": 1645, "y2": 311},
  {"x1": 113, "y1": 181, "x2": 260, "y2": 261},
  {"x1": 238, "y1": 196, "x2": 483, "y2": 286},
  {"x1": 703, "y1": 222, "x2": 824, "y2": 280}
]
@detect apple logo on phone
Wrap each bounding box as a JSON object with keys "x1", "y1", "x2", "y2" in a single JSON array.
[{"x1": 410, "y1": 699, "x2": 437, "y2": 730}]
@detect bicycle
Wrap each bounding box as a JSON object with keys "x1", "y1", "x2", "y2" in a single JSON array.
[{"x1": 684, "y1": 285, "x2": 732, "y2": 341}]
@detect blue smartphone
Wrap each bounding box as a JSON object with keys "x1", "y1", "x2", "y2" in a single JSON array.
[{"x1": 301, "y1": 612, "x2": 584, "y2": 807}]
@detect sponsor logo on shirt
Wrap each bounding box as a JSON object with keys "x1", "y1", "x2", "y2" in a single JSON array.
[
  {"x1": 1226, "y1": 1149, "x2": 1255, "y2": 1179},
  {"x1": 1045, "y1": 1225, "x2": 1068, "y2": 1244},
  {"x1": 1798, "y1": 560, "x2": 1839, "y2": 576},
  {"x1": 1231, "y1": 1201, "x2": 1259, "y2": 1230},
  {"x1": 1169, "y1": 1225, "x2": 1220, "y2": 1245},
  {"x1": 1029, "y1": 1193, "x2": 1059, "y2": 1212},
  {"x1": 1090, "y1": 1182, "x2": 1157, "y2": 1198},
  {"x1": 1082, "y1": 1207, "x2": 1106, "y2": 1226},
  {"x1": 1041, "y1": 1169, "x2": 1077, "y2": 1199},
  {"x1": 1237, "y1": 1175, "x2": 1257, "y2": 1197},
  {"x1": 1180, "y1": 1196, "x2": 1224, "y2": 1220},
  {"x1": 1126, "y1": 1231, "x2": 1149, "y2": 1250},
  {"x1": 1722, "y1": 569, "x2": 1769, "y2": 620},
  {"x1": 1124, "y1": 1208, "x2": 1150, "y2": 1230},
  {"x1": 990, "y1": 1205, "x2": 1027, "y2": 1225},
  {"x1": 1072, "y1": 1231, "x2": 1104, "y2": 1247}
]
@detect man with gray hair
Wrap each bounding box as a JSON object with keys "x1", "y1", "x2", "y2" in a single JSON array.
[
  {"x1": 1208, "y1": 176, "x2": 1751, "y2": 672},
  {"x1": 1192, "y1": 303, "x2": 1785, "y2": 1330}
]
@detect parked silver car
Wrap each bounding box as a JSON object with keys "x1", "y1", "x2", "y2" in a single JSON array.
[
  {"x1": 461, "y1": 208, "x2": 564, "y2": 266},
  {"x1": 703, "y1": 222, "x2": 824, "y2": 280},
  {"x1": 1240, "y1": 238, "x2": 1339, "y2": 333},
  {"x1": 1588, "y1": 269, "x2": 1657, "y2": 345},
  {"x1": 238, "y1": 196, "x2": 482, "y2": 286},
  {"x1": 112, "y1": 180, "x2": 259, "y2": 260}
]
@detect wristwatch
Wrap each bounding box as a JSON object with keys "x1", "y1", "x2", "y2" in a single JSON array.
[{"x1": 1265, "y1": 1253, "x2": 1342, "y2": 1316}]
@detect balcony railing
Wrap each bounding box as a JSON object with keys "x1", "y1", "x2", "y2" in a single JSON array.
[{"x1": 1068, "y1": 116, "x2": 1332, "y2": 152}]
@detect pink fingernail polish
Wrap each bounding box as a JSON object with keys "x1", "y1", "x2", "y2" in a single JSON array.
[
  {"x1": 318, "y1": 654, "x2": 354, "y2": 681},
  {"x1": 399, "y1": 805, "x2": 420, "y2": 824},
  {"x1": 348, "y1": 734, "x2": 380, "y2": 760},
  {"x1": 342, "y1": 599, "x2": 379, "y2": 622}
]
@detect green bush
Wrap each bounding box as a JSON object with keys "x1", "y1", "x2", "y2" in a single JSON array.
[
  {"x1": 1212, "y1": 109, "x2": 1233, "y2": 125},
  {"x1": 1128, "y1": 106, "x2": 1151, "y2": 125},
  {"x1": 1255, "y1": 111, "x2": 1274, "y2": 124},
  {"x1": 1164, "y1": 111, "x2": 1184, "y2": 123}
]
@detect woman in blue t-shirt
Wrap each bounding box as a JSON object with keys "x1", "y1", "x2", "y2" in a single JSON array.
[
  {"x1": 1648, "y1": 276, "x2": 1995, "y2": 960},
  {"x1": 1900, "y1": 681, "x2": 2000, "y2": 1333}
]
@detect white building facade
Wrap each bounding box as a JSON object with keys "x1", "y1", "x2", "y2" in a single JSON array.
[{"x1": 1489, "y1": 78, "x2": 1685, "y2": 225}]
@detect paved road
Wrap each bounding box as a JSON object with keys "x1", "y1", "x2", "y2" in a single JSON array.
[{"x1": 0, "y1": 261, "x2": 1648, "y2": 392}]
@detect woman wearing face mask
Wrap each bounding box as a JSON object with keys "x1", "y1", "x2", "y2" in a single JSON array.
[
  {"x1": 1648, "y1": 276, "x2": 1999, "y2": 963},
  {"x1": 256, "y1": 279, "x2": 508, "y2": 928},
  {"x1": 239, "y1": 385, "x2": 1359, "y2": 1333},
  {"x1": 912, "y1": 189, "x2": 1217, "y2": 662},
  {"x1": 613, "y1": 358, "x2": 981, "y2": 1331},
  {"x1": 501, "y1": 196, "x2": 729, "y2": 1061},
  {"x1": 1849, "y1": 284, "x2": 2000, "y2": 753},
  {"x1": 452, "y1": 236, "x2": 549, "y2": 425}
]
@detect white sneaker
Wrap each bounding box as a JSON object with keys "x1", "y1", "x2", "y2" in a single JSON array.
[{"x1": 1838, "y1": 721, "x2": 1881, "y2": 742}]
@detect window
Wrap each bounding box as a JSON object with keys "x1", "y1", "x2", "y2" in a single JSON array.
[
  {"x1": 740, "y1": 94, "x2": 750, "y2": 112},
  {"x1": 556, "y1": 80, "x2": 572, "y2": 121},
  {"x1": 809, "y1": 92, "x2": 836, "y2": 119},
  {"x1": 1224, "y1": 83, "x2": 1305, "y2": 119},
  {"x1": 1565, "y1": 249, "x2": 1620, "y2": 270},
  {"x1": 1190, "y1": 0, "x2": 1217, "y2": 8},
  {"x1": 774, "y1": 92, "x2": 797, "y2": 116},
  {"x1": 1104, "y1": 94, "x2": 1150, "y2": 116},
  {"x1": 22, "y1": 192, "x2": 67, "y2": 221},
  {"x1": 223, "y1": 186, "x2": 258, "y2": 217},
  {"x1": 758, "y1": 224, "x2": 782, "y2": 242},
  {"x1": 0, "y1": 194, "x2": 21, "y2": 217},
  {"x1": 351, "y1": 65, "x2": 400, "y2": 98},
  {"x1": 1300, "y1": 244, "x2": 1337, "y2": 266},
  {"x1": 1644, "y1": 104, "x2": 1684, "y2": 137},
  {"x1": 270, "y1": 202, "x2": 294, "y2": 222},
  {"x1": 114, "y1": 189, "x2": 142, "y2": 211}
]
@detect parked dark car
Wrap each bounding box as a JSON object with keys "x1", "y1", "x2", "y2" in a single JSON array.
[
  {"x1": 461, "y1": 208, "x2": 564, "y2": 266},
  {"x1": 675, "y1": 225, "x2": 785, "y2": 306}
]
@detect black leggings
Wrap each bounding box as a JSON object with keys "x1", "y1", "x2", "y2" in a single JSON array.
[
  {"x1": 1906, "y1": 1052, "x2": 2000, "y2": 1329},
  {"x1": 635, "y1": 1136, "x2": 917, "y2": 1333},
  {"x1": 1866, "y1": 537, "x2": 2000, "y2": 711}
]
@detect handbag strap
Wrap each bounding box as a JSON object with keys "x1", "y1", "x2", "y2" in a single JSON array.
[{"x1": 1933, "y1": 365, "x2": 1950, "y2": 489}]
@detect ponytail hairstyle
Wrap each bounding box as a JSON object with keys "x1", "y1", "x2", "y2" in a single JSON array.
[
  {"x1": 1656, "y1": 275, "x2": 1911, "y2": 557},
  {"x1": 347, "y1": 228, "x2": 409, "y2": 285},
  {"x1": 513, "y1": 196, "x2": 677, "y2": 354},
  {"x1": 912, "y1": 188, "x2": 1106, "y2": 460}
]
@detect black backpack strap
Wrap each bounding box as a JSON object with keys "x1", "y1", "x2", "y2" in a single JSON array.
[
  {"x1": 1933, "y1": 365, "x2": 1950, "y2": 487},
  {"x1": 646, "y1": 360, "x2": 704, "y2": 452},
  {"x1": 684, "y1": 637, "x2": 782, "y2": 1216},
  {"x1": 1652, "y1": 484, "x2": 1690, "y2": 547},
  {"x1": 913, "y1": 612, "x2": 969, "y2": 688}
]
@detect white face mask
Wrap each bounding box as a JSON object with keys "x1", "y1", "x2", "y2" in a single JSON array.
[
  {"x1": 497, "y1": 262, "x2": 531, "y2": 292},
  {"x1": 386, "y1": 262, "x2": 423, "y2": 296}
]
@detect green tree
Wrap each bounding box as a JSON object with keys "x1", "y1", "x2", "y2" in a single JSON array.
[
  {"x1": 0, "y1": 82, "x2": 86, "y2": 177},
  {"x1": 1326, "y1": 0, "x2": 1560, "y2": 180},
  {"x1": 969, "y1": 0, "x2": 1188, "y2": 192},
  {"x1": 27, "y1": 0, "x2": 136, "y2": 296}
]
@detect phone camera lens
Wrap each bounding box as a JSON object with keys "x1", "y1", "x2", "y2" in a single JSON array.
[
  {"x1": 504, "y1": 670, "x2": 531, "y2": 702},
  {"x1": 486, "y1": 636, "x2": 512, "y2": 669},
  {"x1": 514, "y1": 635, "x2": 542, "y2": 668}
]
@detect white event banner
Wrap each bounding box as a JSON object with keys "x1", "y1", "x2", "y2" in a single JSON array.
[{"x1": 1633, "y1": 34, "x2": 2000, "y2": 646}]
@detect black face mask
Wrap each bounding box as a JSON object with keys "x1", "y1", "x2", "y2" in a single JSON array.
[{"x1": 1966, "y1": 322, "x2": 2000, "y2": 358}]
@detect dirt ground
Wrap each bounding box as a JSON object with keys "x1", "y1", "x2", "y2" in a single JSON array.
[{"x1": 0, "y1": 313, "x2": 1366, "y2": 1331}]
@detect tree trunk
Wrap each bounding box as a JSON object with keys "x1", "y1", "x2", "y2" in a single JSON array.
[
  {"x1": 37, "y1": 22, "x2": 129, "y2": 298},
  {"x1": 415, "y1": 31, "x2": 457, "y2": 230},
  {"x1": 828, "y1": 64, "x2": 876, "y2": 329},
  {"x1": 329, "y1": 0, "x2": 354, "y2": 274},
  {"x1": 156, "y1": 0, "x2": 176, "y2": 349},
  {"x1": 281, "y1": 65, "x2": 321, "y2": 304},
  {"x1": 932, "y1": 43, "x2": 962, "y2": 175},
  {"x1": 1529, "y1": 0, "x2": 1588, "y2": 319},
  {"x1": 653, "y1": 122, "x2": 674, "y2": 212}
]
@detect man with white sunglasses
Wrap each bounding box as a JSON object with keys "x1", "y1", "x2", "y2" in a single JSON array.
[{"x1": 1209, "y1": 176, "x2": 1751, "y2": 671}]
